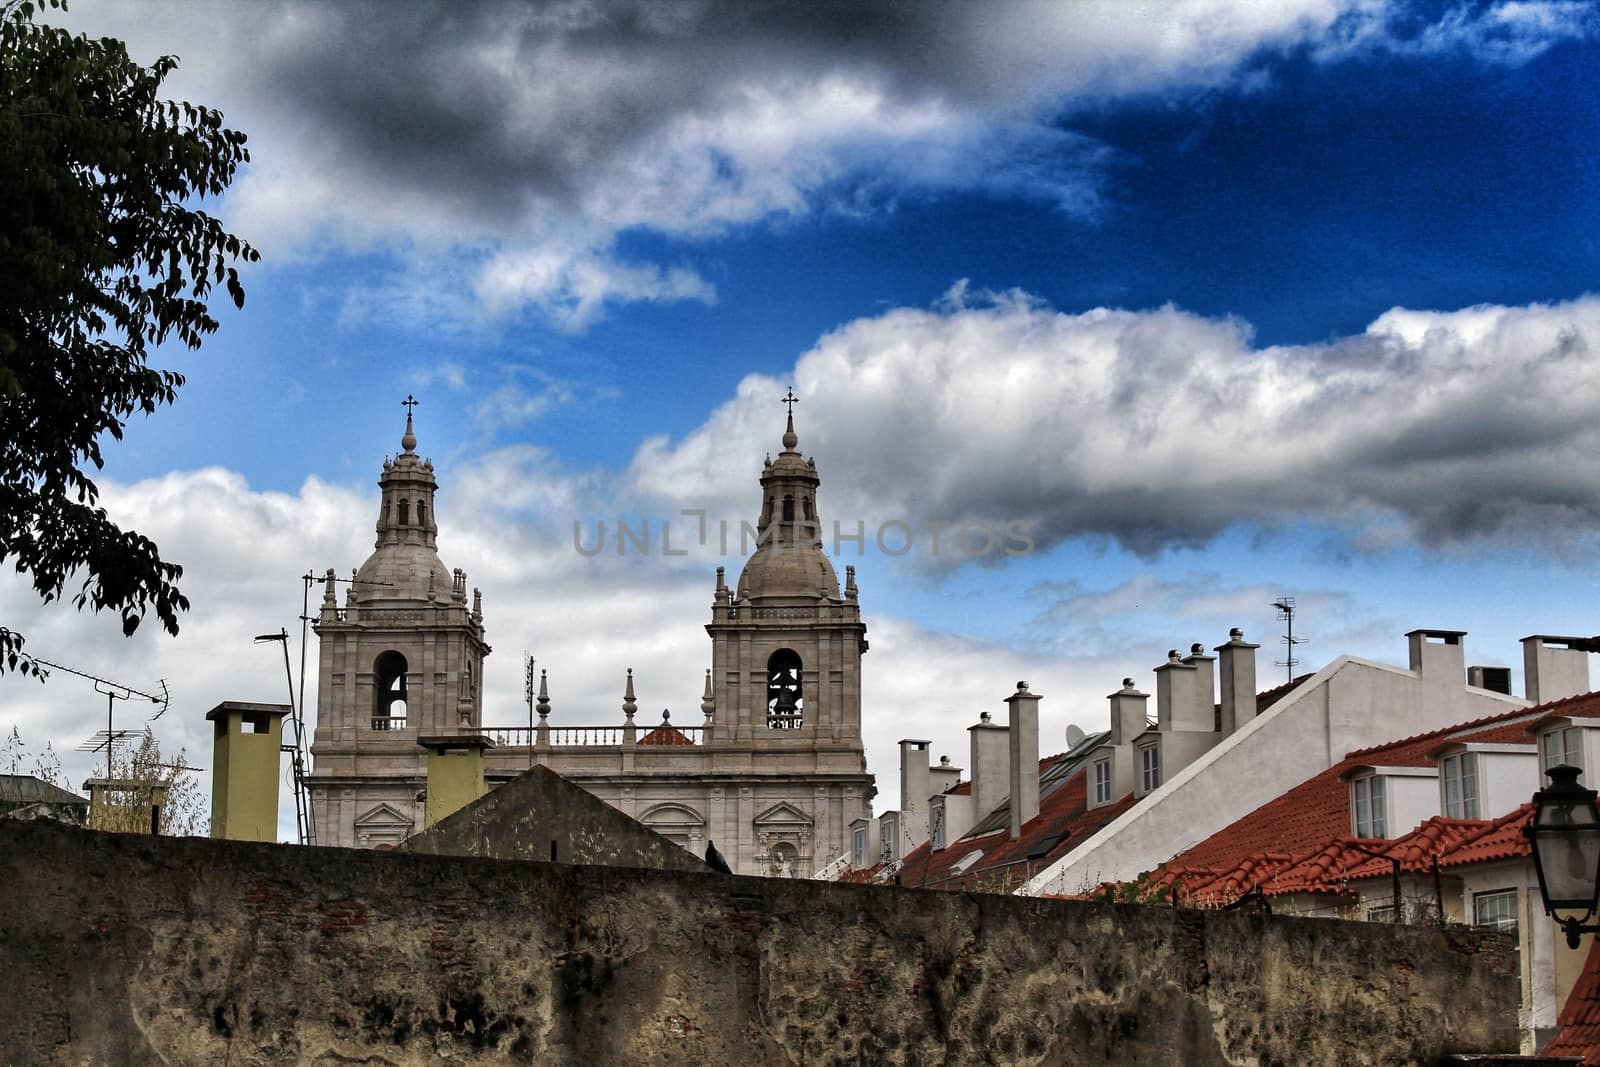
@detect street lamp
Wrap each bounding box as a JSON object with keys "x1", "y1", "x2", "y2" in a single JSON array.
[{"x1": 1526, "y1": 764, "x2": 1600, "y2": 949}]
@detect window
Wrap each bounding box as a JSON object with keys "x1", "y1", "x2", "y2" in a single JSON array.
[
  {"x1": 1441, "y1": 753, "x2": 1480, "y2": 819},
  {"x1": 1367, "y1": 904, "x2": 1397, "y2": 924},
  {"x1": 1473, "y1": 888, "x2": 1519, "y2": 935},
  {"x1": 1352, "y1": 775, "x2": 1387, "y2": 838},
  {"x1": 1139, "y1": 743, "x2": 1161, "y2": 794},
  {"x1": 1092, "y1": 758, "x2": 1112, "y2": 805},
  {"x1": 766, "y1": 649, "x2": 804, "y2": 729},
  {"x1": 852, "y1": 826, "x2": 867, "y2": 868},
  {"x1": 372, "y1": 651, "x2": 409, "y2": 730},
  {"x1": 1542, "y1": 727, "x2": 1583, "y2": 774}
]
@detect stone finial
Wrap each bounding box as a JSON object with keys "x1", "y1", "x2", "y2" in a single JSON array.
[
  {"x1": 661, "y1": 708, "x2": 671, "y2": 723},
  {"x1": 701, "y1": 669, "x2": 715, "y2": 717},
  {"x1": 623, "y1": 668, "x2": 637, "y2": 720},
  {"x1": 346, "y1": 568, "x2": 358, "y2": 605},
  {"x1": 323, "y1": 567, "x2": 337, "y2": 606},
  {"x1": 472, "y1": 587, "x2": 482, "y2": 622},
  {"x1": 715, "y1": 566, "x2": 729, "y2": 604},
  {"x1": 536, "y1": 670, "x2": 550, "y2": 719},
  {"x1": 845, "y1": 565, "x2": 857, "y2": 600}
]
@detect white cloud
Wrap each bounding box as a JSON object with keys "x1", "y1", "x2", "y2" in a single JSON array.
[{"x1": 628, "y1": 287, "x2": 1600, "y2": 557}]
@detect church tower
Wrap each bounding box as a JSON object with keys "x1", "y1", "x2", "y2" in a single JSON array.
[
  {"x1": 308, "y1": 401, "x2": 491, "y2": 847},
  {"x1": 701, "y1": 396, "x2": 873, "y2": 871}
]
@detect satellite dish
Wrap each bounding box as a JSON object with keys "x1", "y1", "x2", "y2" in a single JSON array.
[{"x1": 1065, "y1": 724, "x2": 1086, "y2": 747}]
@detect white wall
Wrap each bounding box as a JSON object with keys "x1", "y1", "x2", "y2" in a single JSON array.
[{"x1": 1023, "y1": 650, "x2": 1528, "y2": 896}]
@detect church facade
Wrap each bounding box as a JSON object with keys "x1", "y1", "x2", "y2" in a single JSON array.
[{"x1": 307, "y1": 404, "x2": 875, "y2": 876}]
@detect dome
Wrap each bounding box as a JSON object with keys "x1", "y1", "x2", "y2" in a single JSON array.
[
  {"x1": 353, "y1": 542, "x2": 453, "y2": 605},
  {"x1": 737, "y1": 543, "x2": 840, "y2": 600}
]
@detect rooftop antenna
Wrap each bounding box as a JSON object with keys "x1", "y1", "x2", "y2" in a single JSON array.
[
  {"x1": 1272, "y1": 596, "x2": 1306, "y2": 685},
  {"x1": 31, "y1": 655, "x2": 168, "y2": 770},
  {"x1": 255, "y1": 629, "x2": 312, "y2": 845}
]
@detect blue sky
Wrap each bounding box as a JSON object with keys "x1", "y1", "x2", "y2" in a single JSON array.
[{"x1": 6, "y1": 0, "x2": 1600, "y2": 823}]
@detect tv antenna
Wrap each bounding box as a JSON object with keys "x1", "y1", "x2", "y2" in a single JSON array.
[
  {"x1": 30, "y1": 655, "x2": 169, "y2": 768},
  {"x1": 1272, "y1": 596, "x2": 1306, "y2": 685}
]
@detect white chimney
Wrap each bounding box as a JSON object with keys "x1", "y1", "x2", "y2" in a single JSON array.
[
  {"x1": 968, "y1": 711, "x2": 1009, "y2": 821},
  {"x1": 1182, "y1": 643, "x2": 1216, "y2": 731},
  {"x1": 1108, "y1": 679, "x2": 1149, "y2": 746},
  {"x1": 1408, "y1": 629, "x2": 1467, "y2": 712},
  {"x1": 1215, "y1": 628, "x2": 1260, "y2": 734},
  {"x1": 928, "y1": 754, "x2": 963, "y2": 798},
  {"x1": 1522, "y1": 636, "x2": 1592, "y2": 705},
  {"x1": 1006, "y1": 682, "x2": 1041, "y2": 838},
  {"x1": 1155, "y1": 649, "x2": 1206, "y2": 732},
  {"x1": 899, "y1": 739, "x2": 932, "y2": 814}
]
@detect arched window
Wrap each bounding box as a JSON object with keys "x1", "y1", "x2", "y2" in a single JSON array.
[
  {"x1": 782, "y1": 495, "x2": 794, "y2": 523},
  {"x1": 802, "y1": 497, "x2": 813, "y2": 521},
  {"x1": 417, "y1": 501, "x2": 427, "y2": 528},
  {"x1": 766, "y1": 649, "x2": 803, "y2": 730},
  {"x1": 374, "y1": 651, "x2": 408, "y2": 730},
  {"x1": 398, "y1": 499, "x2": 411, "y2": 526}
]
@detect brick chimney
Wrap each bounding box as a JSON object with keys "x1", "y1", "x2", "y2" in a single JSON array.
[
  {"x1": 1006, "y1": 682, "x2": 1041, "y2": 838},
  {"x1": 1522, "y1": 636, "x2": 1592, "y2": 705},
  {"x1": 1215, "y1": 628, "x2": 1260, "y2": 734},
  {"x1": 968, "y1": 711, "x2": 1009, "y2": 821}
]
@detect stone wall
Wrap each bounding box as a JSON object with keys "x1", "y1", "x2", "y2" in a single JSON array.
[
  {"x1": 403, "y1": 765, "x2": 710, "y2": 873},
  {"x1": 0, "y1": 821, "x2": 1518, "y2": 1065}
]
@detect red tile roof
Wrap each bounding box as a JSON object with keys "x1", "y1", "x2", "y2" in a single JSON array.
[
  {"x1": 1140, "y1": 694, "x2": 1600, "y2": 907},
  {"x1": 638, "y1": 724, "x2": 695, "y2": 746},
  {"x1": 1547, "y1": 939, "x2": 1600, "y2": 1065},
  {"x1": 1160, "y1": 702, "x2": 1550, "y2": 895}
]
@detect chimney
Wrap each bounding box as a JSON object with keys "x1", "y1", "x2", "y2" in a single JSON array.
[
  {"x1": 1108, "y1": 678, "x2": 1149, "y2": 746},
  {"x1": 1182, "y1": 643, "x2": 1216, "y2": 731},
  {"x1": 417, "y1": 734, "x2": 495, "y2": 827},
  {"x1": 968, "y1": 711, "x2": 1010, "y2": 820},
  {"x1": 1523, "y1": 636, "x2": 1592, "y2": 705},
  {"x1": 928, "y1": 754, "x2": 963, "y2": 798},
  {"x1": 1006, "y1": 682, "x2": 1041, "y2": 838},
  {"x1": 1407, "y1": 629, "x2": 1467, "y2": 711},
  {"x1": 899, "y1": 739, "x2": 932, "y2": 814},
  {"x1": 1155, "y1": 649, "x2": 1205, "y2": 732},
  {"x1": 207, "y1": 701, "x2": 290, "y2": 842},
  {"x1": 1215, "y1": 628, "x2": 1260, "y2": 734},
  {"x1": 1467, "y1": 665, "x2": 1513, "y2": 695}
]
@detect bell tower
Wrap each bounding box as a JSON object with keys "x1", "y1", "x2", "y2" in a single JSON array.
[
  {"x1": 308, "y1": 398, "x2": 492, "y2": 847},
  {"x1": 706, "y1": 393, "x2": 868, "y2": 749}
]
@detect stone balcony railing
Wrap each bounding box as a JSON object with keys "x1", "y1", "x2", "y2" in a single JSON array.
[{"x1": 477, "y1": 722, "x2": 706, "y2": 748}]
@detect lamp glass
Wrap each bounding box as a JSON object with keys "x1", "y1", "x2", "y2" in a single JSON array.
[{"x1": 1529, "y1": 764, "x2": 1600, "y2": 916}]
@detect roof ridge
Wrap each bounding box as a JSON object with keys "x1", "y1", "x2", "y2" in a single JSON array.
[{"x1": 1344, "y1": 704, "x2": 1551, "y2": 759}]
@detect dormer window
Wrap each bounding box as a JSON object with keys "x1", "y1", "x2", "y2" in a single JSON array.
[
  {"x1": 1092, "y1": 757, "x2": 1112, "y2": 806},
  {"x1": 1137, "y1": 741, "x2": 1161, "y2": 795},
  {"x1": 1352, "y1": 774, "x2": 1386, "y2": 838},
  {"x1": 1441, "y1": 753, "x2": 1480, "y2": 819},
  {"x1": 1542, "y1": 726, "x2": 1583, "y2": 774}
]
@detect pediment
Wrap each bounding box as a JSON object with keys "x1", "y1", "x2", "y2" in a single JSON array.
[
  {"x1": 639, "y1": 803, "x2": 705, "y2": 828},
  {"x1": 752, "y1": 801, "x2": 813, "y2": 829},
  {"x1": 354, "y1": 802, "x2": 413, "y2": 829}
]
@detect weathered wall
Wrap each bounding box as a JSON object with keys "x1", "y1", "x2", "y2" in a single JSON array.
[
  {"x1": 404, "y1": 764, "x2": 710, "y2": 873},
  {"x1": 0, "y1": 821, "x2": 1518, "y2": 1066}
]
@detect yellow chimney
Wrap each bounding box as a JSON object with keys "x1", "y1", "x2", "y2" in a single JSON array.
[
  {"x1": 417, "y1": 734, "x2": 495, "y2": 827},
  {"x1": 207, "y1": 701, "x2": 290, "y2": 842}
]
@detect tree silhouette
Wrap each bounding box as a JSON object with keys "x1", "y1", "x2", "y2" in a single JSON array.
[{"x1": 0, "y1": 0, "x2": 258, "y2": 674}]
